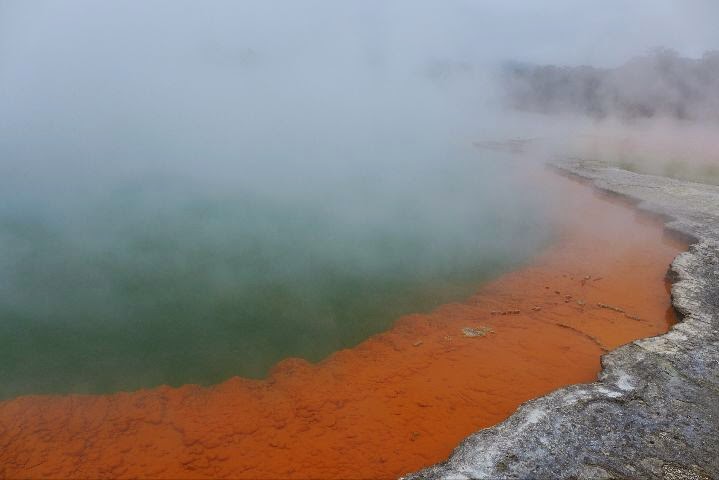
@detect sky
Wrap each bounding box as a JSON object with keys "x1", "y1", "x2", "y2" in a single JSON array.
[{"x1": 2, "y1": 1, "x2": 718, "y2": 72}]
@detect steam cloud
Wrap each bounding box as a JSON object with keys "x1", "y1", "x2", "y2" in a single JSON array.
[{"x1": 0, "y1": 1, "x2": 717, "y2": 396}]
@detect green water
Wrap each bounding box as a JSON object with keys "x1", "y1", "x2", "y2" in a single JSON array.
[{"x1": 0, "y1": 150, "x2": 550, "y2": 399}]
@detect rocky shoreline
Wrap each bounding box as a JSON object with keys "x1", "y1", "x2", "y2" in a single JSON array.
[{"x1": 405, "y1": 159, "x2": 719, "y2": 480}]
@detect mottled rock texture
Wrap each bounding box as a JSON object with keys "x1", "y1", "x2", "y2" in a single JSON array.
[{"x1": 405, "y1": 159, "x2": 719, "y2": 480}]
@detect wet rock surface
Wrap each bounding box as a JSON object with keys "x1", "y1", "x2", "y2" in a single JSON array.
[{"x1": 405, "y1": 159, "x2": 719, "y2": 480}]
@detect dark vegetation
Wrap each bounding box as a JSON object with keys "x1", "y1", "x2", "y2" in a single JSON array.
[{"x1": 503, "y1": 49, "x2": 719, "y2": 122}]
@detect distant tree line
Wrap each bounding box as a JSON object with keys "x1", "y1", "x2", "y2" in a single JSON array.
[{"x1": 502, "y1": 49, "x2": 719, "y2": 122}]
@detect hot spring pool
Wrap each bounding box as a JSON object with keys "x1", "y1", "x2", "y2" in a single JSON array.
[{"x1": 0, "y1": 146, "x2": 551, "y2": 399}]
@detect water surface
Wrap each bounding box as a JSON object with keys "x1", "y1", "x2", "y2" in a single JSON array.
[{"x1": 0, "y1": 142, "x2": 550, "y2": 398}]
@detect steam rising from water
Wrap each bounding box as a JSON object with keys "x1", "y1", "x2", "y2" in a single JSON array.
[
  {"x1": 0, "y1": 2, "x2": 527, "y2": 397},
  {"x1": 1, "y1": 1, "x2": 717, "y2": 397},
  {"x1": 0, "y1": 125, "x2": 550, "y2": 397}
]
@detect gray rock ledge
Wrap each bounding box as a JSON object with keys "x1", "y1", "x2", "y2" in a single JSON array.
[{"x1": 404, "y1": 159, "x2": 719, "y2": 480}]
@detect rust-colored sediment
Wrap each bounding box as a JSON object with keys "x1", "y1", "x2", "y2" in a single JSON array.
[{"x1": 0, "y1": 171, "x2": 685, "y2": 479}]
